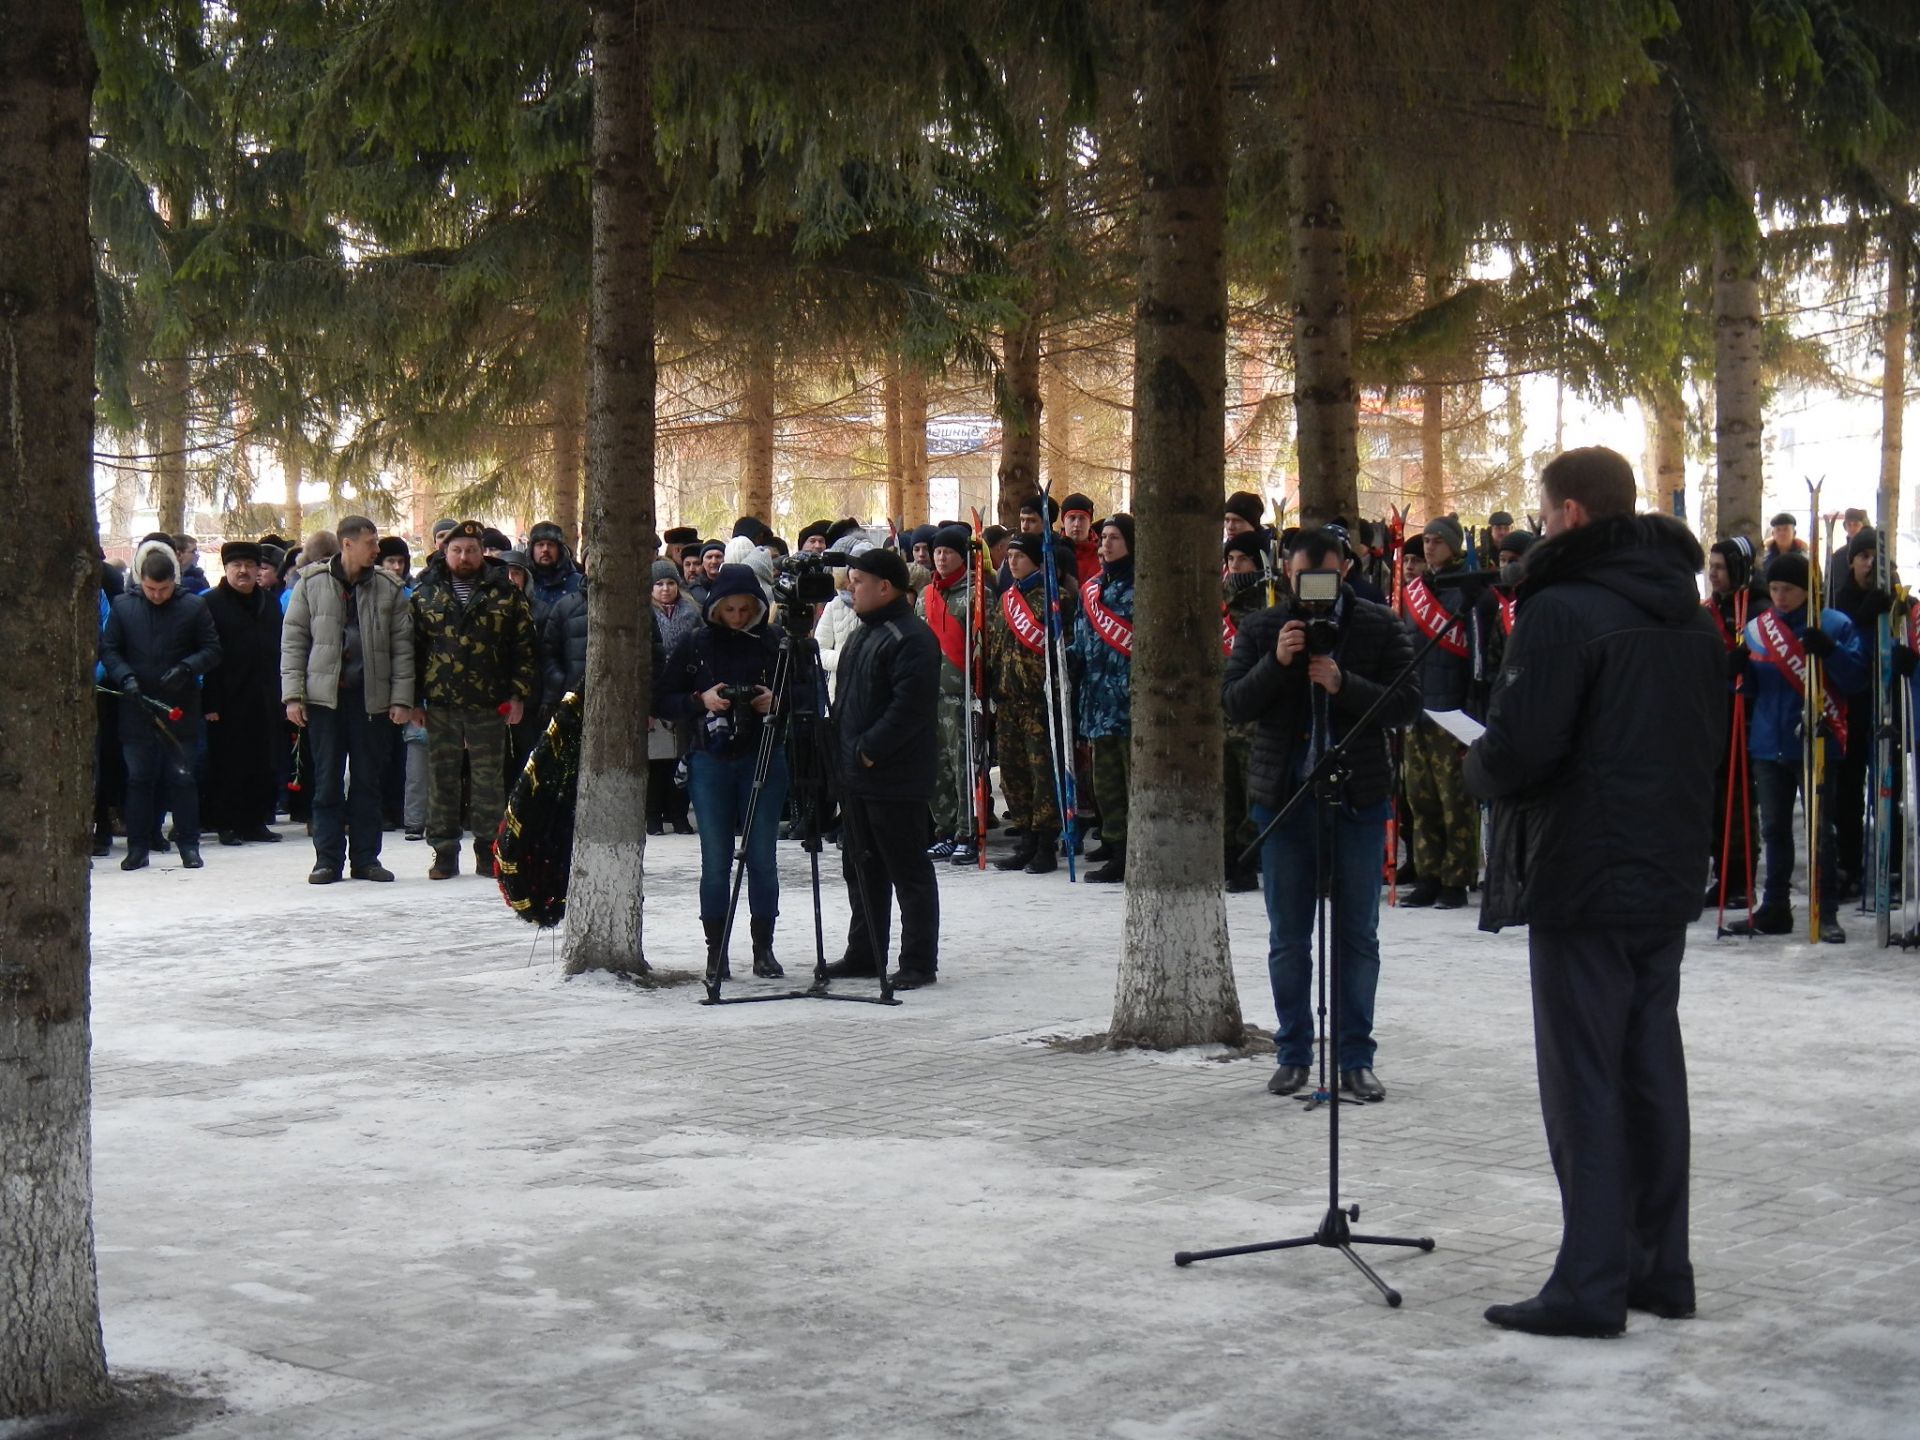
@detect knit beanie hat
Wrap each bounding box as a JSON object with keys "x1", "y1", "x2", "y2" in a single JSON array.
[
  {"x1": 1062, "y1": 492, "x2": 1095, "y2": 517},
  {"x1": 1423, "y1": 515, "x2": 1465, "y2": 555},
  {"x1": 931, "y1": 522, "x2": 973, "y2": 556},
  {"x1": 651, "y1": 559, "x2": 680, "y2": 583},
  {"x1": 1102, "y1": 512, "x2": 1135, "y2": 553},
  {"x1": 1223, "y1": 531, "x2": 1265, "y2": 563},
  {"x1": 1496, "y1": 530, "x2": 1535, "y2": 561},
  {"x1": 1766, "y1": 551, "x2": 1810, "y2": 589},
  {"x1": 1848, "y1": 526, "x2": 1880, "y2": 561},
  {"x1": 1007, "y1": 533, "x2": 1048, "y2": 568},
  {"x1": 1224, "y1": 491, "x2": 1264, "y2": 527}
]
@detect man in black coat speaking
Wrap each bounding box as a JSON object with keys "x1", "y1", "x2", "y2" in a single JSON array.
[
  {"x1": 1465, "y1": 447, "x2": 1723, "y2": 1338},
  {"x1": 822, "y1": 546, "x2": 944, "y2": 989},
  {"x1": 1223, "y1": 529, "x2": 1422, "y2": 1103}
]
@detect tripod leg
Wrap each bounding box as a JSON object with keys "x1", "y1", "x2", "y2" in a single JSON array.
[{"x1": 1338, "y1": 1246, "x2": 1402, "y2": 1307}]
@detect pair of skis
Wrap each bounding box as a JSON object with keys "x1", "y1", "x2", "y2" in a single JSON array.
[
  {"x1": 1381, "y1": 505, "x2": 1406, "y2": 904},
  {"x1": 1715, "y1": 591, "x2": 1756, "y2": 935},
  {"x1": 962, "y1": 509, "x2": 989, "y2": 869},
  {"x1": 1805, "y1": 482, "x2": 1829, "y2": 943},
  {"x1": 1037, "y1": 481, "x2": 1079, "y2": 881}
]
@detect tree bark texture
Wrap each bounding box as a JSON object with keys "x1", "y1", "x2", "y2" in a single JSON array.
[
  {"x1": 151, "y1": 349, "x2": 189, "y2": 534},
  {"x1": 565, "y1": 0, "x2": 659, "y2": 977},
  {"x1": 0, "y1": 0, "x2": 112, "y2": 1416},
  {"x1": 1109, "y1": 0, "x2": 1243, "y2": 1051},
  {"x1": 281, "y1": 442, "x2": 303, "y2": 537},
  {"x1": 1420, "y1": 380, "x2": 1445, "y2": 520},
  {"x1": 1289, "y1": 102, "x2": 1358, "y2": 528},
  {"x1": 1881, "y1": 239, "x2": 1908, "y2": 547},
  {"x1": 1043, "y1": 345, "x2": 1073, "y2": 498},
  {"x1": 883, "y1": 368, "x2": 905, "y2": 524},
  {"x1": 996, "y1": 316, "x2": 1042, "y2": 529},
  {"x1": 551, "y1": 364, "x2": 584, "y2": 546},
  {"x1": 1713, "y1": 226, "x2": 1765, "y2": 545},
  {"x1": 899, "y1": 365, "x2": 929, "y2": 526},
  {"x1": 1650, "y1": 385, "x2": 1686, "y2": 516},
  {"x1": 739, "y1": 342, "x2": 775, "y2": 525}
]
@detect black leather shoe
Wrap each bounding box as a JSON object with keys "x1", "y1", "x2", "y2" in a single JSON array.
[
  {"x1": 351, "y1": 864, "x2": 395, "y2": 882},
  {"x1": 1627, "y1": 1287, "x2": 1696, "y2": 1319},
  {"x1": 178, "y1": 845, "x2": 204, "y2": 869},
  {"x1": 309, "y1": 866, "x2": 341, "y2": 885},
  {"x1": 1266, "y1": 1065, "x2": 1310, "y2": 1096},
  {"x1": 1484, "y1": 1296, "x2": 1623, "y2": 1338},
  {"x1": 821, "y1": 957, "x2": 877, "y2": 979},
  {"x1": 218, "y1": 830, "x2": 245, "y2": 847},
  {"x1": 1723, "y1": 904, "x2": 1792, "y2": 936},
  {"x1": 241, "y1": 826, "x2": 282, "y2": 843},
  {"x1": 120, "y1": 848, "x2": 149, "y2": 871},
  {"x1": 1434, "y1": 885, "x2": 1468, "y2": 910},
  {"x1": 91, "y1": 833, "x2": 112, "y2": 857},
  {"x1": 1819, "y1": 916, "x2": 1847, "y2": 944},
  {"x1": 1341, "y1": 1067, "x2": 1386, "y2": 1102},
  {"x1": 1400, "y1": 880, "x2": 1439, "y2": 907},
  {"x1": 888, "y1": 968, "x2": 938, "y2": 990}
]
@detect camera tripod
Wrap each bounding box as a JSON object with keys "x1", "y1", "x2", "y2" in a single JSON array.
[
  {"x1": 700, "y1": 598, "x2": 901, "y2": 1009},
  {"x1": 1175, "y1": 592, "x2": 1471, "y2": 1304}
]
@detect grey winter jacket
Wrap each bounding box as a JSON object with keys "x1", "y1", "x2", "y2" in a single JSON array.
[{"x1": 281, "y1": 556, "x2": 416, "y2": 712}]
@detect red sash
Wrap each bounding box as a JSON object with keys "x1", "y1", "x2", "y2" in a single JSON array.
[
  {"x1": 924, "y1": 577, "x2": 966, "y2": 670},
  {"x1": 1498, "y1": 592, "x2": 1516, "y2": 636},
  {"x1": 1222, "y1": 607, "x2": 1238, "y2": 657},
  {"x1": 1753, "y1": 608, "x2": 1848, "y2": 751},
  {"x1": 1001, "y1": 585, "x2": 1048, "y2": 656},
  {"x1": 1704, "y1": 598, "x2": 1733, "y2": 650},
  {"x1": 1403, "y1": 576, "x2": 1468, "y2": 657},
  {"x1": 1081, "y1": 574, "x2": 1133, "y2": 659}
]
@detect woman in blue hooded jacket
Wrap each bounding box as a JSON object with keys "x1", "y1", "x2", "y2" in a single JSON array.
[{"x1": 654, "y1": 564, "x2": 788, "y2": 978}]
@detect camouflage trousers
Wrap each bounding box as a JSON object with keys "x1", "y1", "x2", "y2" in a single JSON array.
[
  {"x1": 427, "y1": 707, "x2": 508, "y2": 849},
  {"x1": 930, "y1": 688, "x2": 972, "y2": 840},
  {"x1": 1091, "y1": 734, "x2": 1130, "y2": 846},
  {"x1": 1223, "y1": 725, "x2": 1256, "y2": 853},
  {"x1": 1402, "y1": 716, "x2": 1480, "y2": 887},
  {"x1": 998, "y1": 693, "x2": 1060, "y2": 834}
]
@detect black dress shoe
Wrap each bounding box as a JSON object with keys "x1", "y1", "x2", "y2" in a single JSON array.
[
  {"x1": 821, "y1": 957, "x2": 877, "y2": 979},
  {"x1": 177, "y1": 845, "x2": 204, "y2": 869},
  {"x1": 309, "y1": 866, "x2": 341, "y2": 885},
  {"x1": 120, "y1": 848, "x2": 149, "y2": 872},
  {"x1": 1627, "y1": 1287, "x2": 1696, "y2": 1319},
  {"x1": 1483, "y1": 1297, "x2": 1623, "y2": 1338},
  {"x1": 1266, "y1": 1065, "x2": 1310, "y2": 1096},
  {"x1": 888, "y1": 968, "x2": 938, "y2": 990},
  {"x1": 218, "y1": 830, "x2": 245, "y2": 847},
  {"x1": 351, "y1": 864, "x2": 395, "y2": 882},
  {"x1": 1341, "y1": 1067, "x2": 1386, "y2": 1102}
]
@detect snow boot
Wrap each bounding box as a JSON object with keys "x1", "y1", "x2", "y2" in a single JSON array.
[
  {"x1": 702, "y1": 917, "x2": 732, "y2": 981},
  {"x1": 1085, "y1": 844, "x2": 1125, "y2": 884},
  {"x1": 473, "y1": 837, "x2": 496, "y2": 879},
  {"x1": 995, "y1": 834, "x2": 1039, "y2": 872},
  {"x1": 750, "y1": 917, "x2": 783, "y2": 978},
  {"x1": 1400, "y1": 879, "x2": 1440, "y2": 908},
  {"x1": 1434, "y1": 885, "x2": 1468, "y2": 910},
  {"x1": 1086, "y1": 838, "x2": 1117, "y2": 864},
  {"x1": 1819, "y1": 915, "x2": 1847, "y2": 945},
  {"x1": 428, "y1": 844, "x2": 460, "y2": 880},
  {"x1": 1023, "y1": 833, "x2": 1059, "y2": 875}
]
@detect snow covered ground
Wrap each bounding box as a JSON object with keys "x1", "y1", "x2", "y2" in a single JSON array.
[{"x1": 29, "y1": 824, "x2": 1920, "y2": 1438}]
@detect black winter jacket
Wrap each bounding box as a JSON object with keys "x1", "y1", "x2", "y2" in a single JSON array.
[
  {"x1": 1223, "y1": 588, "x2": 1422, "y2": 810},
  {"x1": 201, "y1": 581, "x2": 283, "y2": 721},
  {"x1": 655, "y1": 618, "x2": 784, "y2": 761},
  {"x1": 100, "y1": 588, "x2": 222, "y2": 712},
  {"x1": 831, "y1": 595, "x2": 942, "y2": 802},
  {"x1": 541, "y1": 587, "x2": 588, "y2": 705},
  {"x1": 1464, "y1": 514, "x2": 1724, "y2": 932}
]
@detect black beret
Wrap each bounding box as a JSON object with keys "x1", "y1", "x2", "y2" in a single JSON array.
[
  {"x1": 448, "y1": 520, "x2": 487, "y2": 544},
  {"x1": 849, "y1": 546, "x2": 910, "y2": 590},
  {"x1": 220, "y1": 540, "x2": 262, "y2": 566}
]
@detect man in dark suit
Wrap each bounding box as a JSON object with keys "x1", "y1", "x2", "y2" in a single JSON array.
[{"x1": 1466, "y1": 447, "x2": 1723, "y2": 1338}]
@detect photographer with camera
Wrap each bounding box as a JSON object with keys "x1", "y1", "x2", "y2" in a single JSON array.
[
  {"x1": 655, "y1": 564, "x2": 787, "y2": 980},
  {"x1": 1223, "y1": 529, "x2": 1422, "y2": 1103}
]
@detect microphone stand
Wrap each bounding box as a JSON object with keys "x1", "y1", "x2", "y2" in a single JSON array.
[{"x1": 1174, "y1": 590, "x2": 1471, "y2": 1304}]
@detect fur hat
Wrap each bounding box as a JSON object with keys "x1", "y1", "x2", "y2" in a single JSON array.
[
  {"x1": 377, "y1": 536, "x2": 411, "y2": 567},
  {"x1": 132, "y1": 536, "x2": 179, "y2": 583},
  {"x1": 797, "y1": 519, "x2": 833, "y2": 547},
  {"x1": 824, "y1": 517, "x2": 863, "y2": 550},
  {"x1": 731, "y1": 516, "x2": 771, "y2": 544},
  {"x1": 220, "y1": 540, "x2": 263, "y2": 567},
  {"x1": 663, "y1": 526, "x2": 699, "y2": 547}
]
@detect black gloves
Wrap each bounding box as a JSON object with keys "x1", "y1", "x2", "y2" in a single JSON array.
[
  {"x1": 1727, "y1": 647, "x2": 1751, "y2": 683},
  {"x1": 1895, "y1": 647, "x2": 1917, "y2": 679},
  {"x1": 1866, "y1": 589, "x2": 1896, "y2": 616},
  {"x1": 1801, "y1": 628, "x2": 1836, "y2": 658},
  {"x1": 161, "y1": 665, "x2": 190, "y2": 689},
  {"x1": 121, "y1": 676, "x2": 141, "y2": 697}
]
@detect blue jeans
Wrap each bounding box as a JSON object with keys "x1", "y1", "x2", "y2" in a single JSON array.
[
  {"x1": 1754, "y1": 756, "x2": 1837, "y2": 919},
  {"x1": 1253, "y1": 795, "x2": 1388, "y2": 1071},
  {"x1": 687, "y1": 747, "x2": 788, "y2": 923}
]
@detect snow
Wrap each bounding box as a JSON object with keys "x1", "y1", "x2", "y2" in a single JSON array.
[{"x1": 13, "y1": 825, "x2": 1919, "y2": 1438}]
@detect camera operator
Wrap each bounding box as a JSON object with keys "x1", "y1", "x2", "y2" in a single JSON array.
[
  {"x1": 822, "y1": 548, "x2": 944, "y2": 989},
  {"x1": 1223, "y1": 529, "x2": 1422, "y2": 1103},
  {"x1": 655, "y1": 564, "x2": 787, "y2": 980}
]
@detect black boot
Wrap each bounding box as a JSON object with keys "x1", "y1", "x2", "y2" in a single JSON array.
[
  {"x1": 995, "y1": 835, "x2": 1039, "y2": 872},
  {"x1": 178, "y1": 843, "x2": 204, "y2": 870},
  {"x1": 702, "y1": 917, "x2": 732, "y2": 981},
  {"x1": 428, "y1": 844, "x2": 460, "y2": 880},
  {"x1": 1085, "y1": 844, "x2": 1125, "y2": 884},
  {"x1": 120, "y1": 845, "x2": 149, "y2": 872},
  {"x1": 750, "y1": 916, "x2": 783, "y2": 978},
  {"x1": 1401, "y1": 879, "x2": 1440, "y2": 907},
  {"x1": 1723, "y1": 902, "x2": 1792, "y2": 936},
  {"x1": 473, "y1": 837, "x2": 496, "y2": 879},
  {"x1": 1023, "y1": 834, "x2": 1059, "y2": 875}
]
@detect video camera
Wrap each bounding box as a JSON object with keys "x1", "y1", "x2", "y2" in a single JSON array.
[
  {"x1": 1295, "y1": 569, "x2": 1341, "y2": 655},
  {"x1": 771, "y1": 550, "x2": 849, "y2": 608}
]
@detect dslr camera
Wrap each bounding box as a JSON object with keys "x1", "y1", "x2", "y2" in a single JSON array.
[
  {"x1": 715, "y1": 683, "x2": 760, "y2": 707},
  {"x1": 1295, "y1": 569, "x2": 1342, "y2": 655}
]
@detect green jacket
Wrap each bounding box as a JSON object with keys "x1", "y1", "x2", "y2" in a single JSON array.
[{"x1": 411, "y1": 570, "x2": 538, "y2": 711}]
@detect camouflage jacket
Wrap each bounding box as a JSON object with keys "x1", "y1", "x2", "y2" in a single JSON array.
[{"x1": 411, "y1": 569, "x2": 539, "y2": 711}]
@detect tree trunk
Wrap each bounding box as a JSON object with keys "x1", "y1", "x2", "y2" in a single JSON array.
[
  {"x1": 564, "y1": 0, "x2": 659, "y2": 978},
  {"x1": 996, "y1": 316, "x2": 1042, "y2": 528},
  {"x1": 1109, "y1": 0, "x2": 1243, "y2": 1051},
  {"x1": 1649, "y1": 384, "x2": 1686, "y2": 516},
  {"x1": 151, "y1": 349, "x2": 189, "y2": 534},
  {"x1": 1713, "y1": 223, "x2": 1765, "y2": 545},
  {"x1": 1881, "y1": 238, "x2": 1908, "y2": 548},
  {"x1": 1289, "y1": 99, "x2": 1358, "y2": 528},
  {"x1": 900, "y1": 365, "x2": 929, "y2": 526},
  {"x1": 883, "y1": 368, "x2": 905, "y2": 523},
  {"x1": 551, "y1": 364, "x2": 584, "y2": 546},
  {"x1": 282, "y1": 441, "x2": 303, "y2": 536},
  {"x1": 0, "y1": 0, "x2": 112, "y2": 1417},
  {"x1": 739, "y1": 342, "x2": 775, "y2": 525},
  {"x1": 1043, "y1": 344, "x2": 1072, "y2": 497},
  {"x1": 1420, "y1": 380, "x2": 1444, "y2": 520}
]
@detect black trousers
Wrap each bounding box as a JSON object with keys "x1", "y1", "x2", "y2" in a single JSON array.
[
  {"x1": 1527, "y1": 925, "x2": 1694, "y2": 1322},
  {"x1": 203, "y1": 705, "x2": 278, "y2": 833},
  {"x1": 123, "y1": 710, "x2": 200, "y2": 849},
  {"x1": 307, "y1": 689, "x2": 390, "y2": 871},
  {"x1": 840, "y1": 797, "x2": 940, "y2": 974}
]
